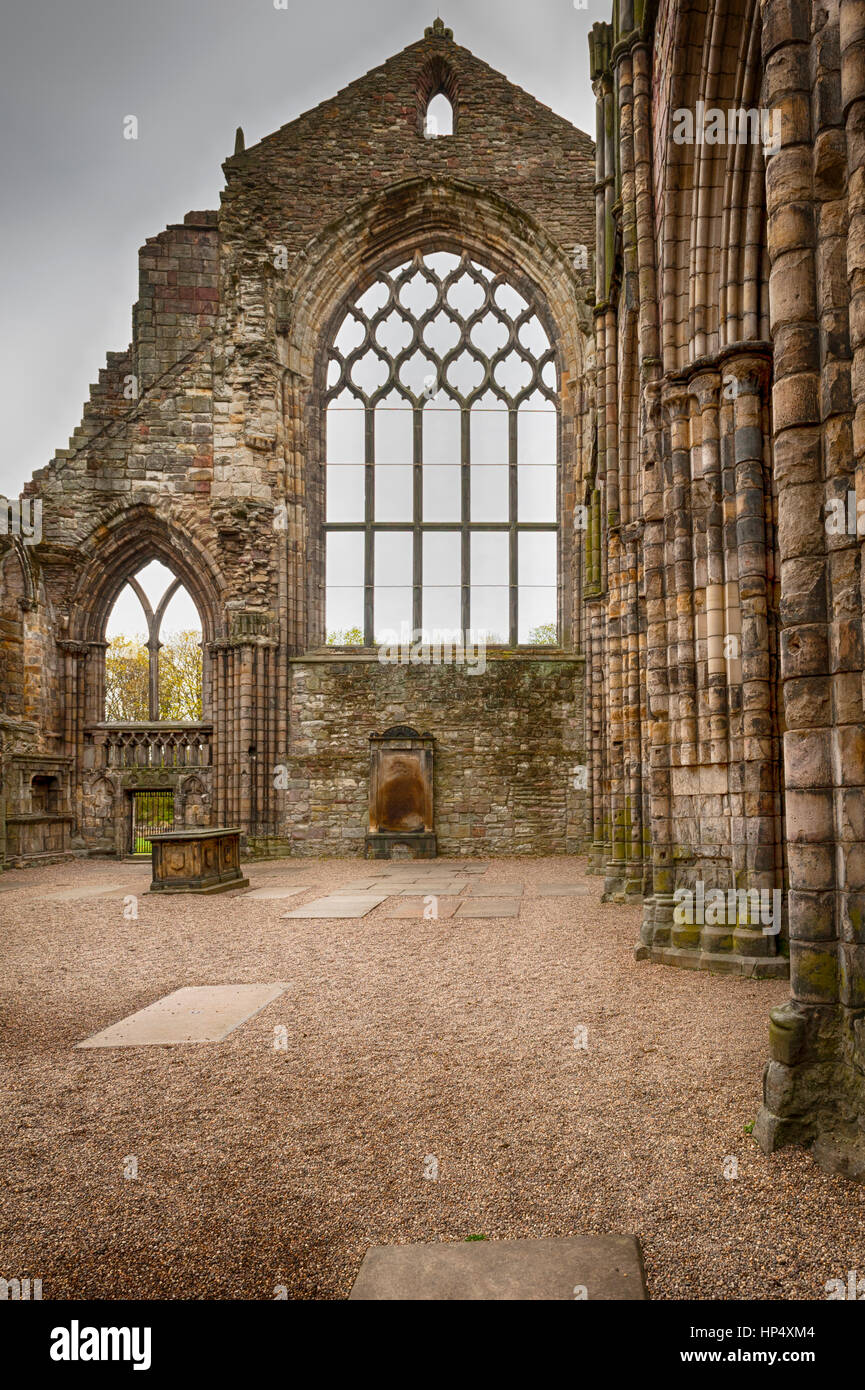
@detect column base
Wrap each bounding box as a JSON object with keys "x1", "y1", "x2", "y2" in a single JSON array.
[
  {"x1": 755, "y1": 1001, "x2": 865, "y2": 1182},
  {"x1": 643, "y1": 944, "x2": 788, "y2": 978}
]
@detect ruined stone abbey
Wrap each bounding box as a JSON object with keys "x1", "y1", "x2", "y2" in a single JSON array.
[{"x1": 2, "y1": 2, "x2": 864, "y2": 1179}]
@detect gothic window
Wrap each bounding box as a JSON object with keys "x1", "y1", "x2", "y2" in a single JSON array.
[
  {"x1": 104, "y1": 561, "x2": 203, "y2": 722},
  {"x1": 424, "y1": 92, "x2": 454, "y2": 138},
  {"x1": 324, "y1": 251, "x2": 560, "y2": 647}
]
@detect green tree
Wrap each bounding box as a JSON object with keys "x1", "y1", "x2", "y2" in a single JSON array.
[
  {"x1": 158, "y1": 630, "x2": 203, "y2": 720},
  {"x1": 327, "y1": 627, "x2": 364, "y2": 646},
  {"x1": 104, "y1": 636, "x2": 148, "y2": 721},
  {"x1": 104, "y1": 630, "x2": 202, "y2": 721},
  {"x1": 527, "y1": 623, "x2": 558, "y2": 646}
]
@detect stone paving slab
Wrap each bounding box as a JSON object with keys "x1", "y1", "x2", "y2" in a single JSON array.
[
  {"x1": 467, "y1": 882, "x2": 525, "y2": 896},
  {"x1": 349, "y1": 1236, "x2": 647, "y2": 1301},
  {"x1": 396, "y1": 882, "x2": 470, "y2": 896},
  {"x1": 536, "y1": 884, "x2": 590, "y2": 897},
  {"x1": 454, "y1": 899, "x2": 521, "y2": 918},
  {"x1": 385, "y1": 897, "x2": 461, "y2": 919},
  {"x1": 76, "y1": 984, "x2": 286, "y2": 1048},
  {"x1": 340, "y1": 880, "x2": 394, "y2": 892},
  {"x1": 283, "y1": 894, "x2": 388, "y2": 919},
  {"x1": 41, "y1": 883, "x2": 132, "y2": 901},
  {"x1": 367, "y1": 863, "x2": 489, "y2": 877},
  {"x1": 242, "y1": 886, "x2": 310, "y2": 901}
]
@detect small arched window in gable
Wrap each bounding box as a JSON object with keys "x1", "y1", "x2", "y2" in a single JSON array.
[
  {"x1": 417, "y1": 58, "x2": 458, "y2": 138},
  {"x1": 424, "y1": 92, "x2": 454, "y2": 139}
]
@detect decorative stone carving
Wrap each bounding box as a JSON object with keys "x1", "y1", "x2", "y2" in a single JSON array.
[
  {"x1": 149, "y1": 827, "x2": 249, "y2": 894},
  {"x1": 366, "y1": 727, "x2": 436, "y2": 859}
]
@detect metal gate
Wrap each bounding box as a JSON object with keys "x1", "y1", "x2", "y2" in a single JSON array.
[{"x1": 130, "y1": 790, "x2": 175, "y2": 856}]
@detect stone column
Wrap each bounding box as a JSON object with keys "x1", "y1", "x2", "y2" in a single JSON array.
[
  {"x1": 58, "y1": 640, "x2": 90, "y2": 838},
  {"x1": 727, "y1": 352, "x2": 782, "y2": 960},
  {"x1": 639, "y1": 382, "x2": 671, "y2": 948},
  {"x1": 757, "y1": 0, "x2": 842, "y2": 1157}
]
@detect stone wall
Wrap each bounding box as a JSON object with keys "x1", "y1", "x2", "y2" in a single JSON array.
[
  {"x1": 0, "y1": 21, "x2": 594, "y2": 869},
  {"x1": 283, "y1": 654, "x2": 585, "y2": 856},
  {"x1": 589, "y1": 0, "x2": 865, "y2": 1178}
]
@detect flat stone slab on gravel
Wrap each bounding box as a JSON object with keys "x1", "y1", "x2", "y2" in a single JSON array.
[
  {"x1": 242, "y1": 886, "x2": 310, "y2": 901},
  {"x1": 385, "y1": 898, "x2": 461, "y2": 919},
  {"x1": 349, "y1": 1236, "x2": 647, "y2": 1301},
  {"x1": 283, "y1": 894, "x2": 388, "y2": 919},
  {"x1": 76, "y1": 984, "x2": 286, "y2": 1048},
  {"x1": 396, "y1": 882, "x2": 470, "y2": 896},
  {"x1": 339, "y1": 880, "x2": 396, "y2": 892},
  {"x1": 467, "y1": 882, "x2": 525, "y2": 896},
  {"x1": 454, "y1": 899, "x2": 521, "y2": 918},
  {"x1": 41, "y1": 883, "x2": 132, "y2": 901},
  {"x1": 537, "y1": 884, "x2": 591, "y2": 897}
]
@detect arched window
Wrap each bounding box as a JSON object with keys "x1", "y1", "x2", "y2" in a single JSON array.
[
  {"x1": 324, "y1": 250, "x2": 559, "y2": 647},
  {"x1": 424, "y1": 92, "x2": 454, "y2": 138},
  {"x1": 104, "y1": 561, "x2": 203, "y2": 722}
]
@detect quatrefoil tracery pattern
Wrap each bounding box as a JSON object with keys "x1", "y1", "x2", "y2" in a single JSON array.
[
  {"x1": 325, "y1": 251, "x2": 558, "y2": 409},
  {"x1": 323, "y1": 251, "x2": 560, "y2": 648}
]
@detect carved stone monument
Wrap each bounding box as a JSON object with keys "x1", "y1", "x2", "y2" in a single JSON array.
[
  {"x1": 365, "y1": 726, "x2": 436, "y2": 860},
  {"x1": 149, "y1": 827, "x2": 249, "y2": 894}
]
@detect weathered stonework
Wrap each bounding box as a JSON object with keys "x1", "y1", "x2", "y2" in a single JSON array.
[
  {"x1": 2, "y1": 7, "x2": 863, "y2": 1183},
  {"x1": 587, "y1": 0, "x2": 865, "y2": 1176},
  {"x1": 285, "y1": 654, "x2": 585, "y2": 856},
  {"x1": 0, "y1": 23, "x2": 593, "y2": 869}
]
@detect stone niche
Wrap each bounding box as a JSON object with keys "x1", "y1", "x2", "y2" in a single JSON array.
[
  {"x1": 3, "y1": 756, "x2": 73, "y2": 865},
  {"x1": 366, "y1": 726, "x2": 436, "y2": 859}
]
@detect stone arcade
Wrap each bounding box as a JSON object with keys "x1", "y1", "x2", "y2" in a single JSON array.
[{"x1": 1, "y1": 6, "x2": 864, "y2": 1179}]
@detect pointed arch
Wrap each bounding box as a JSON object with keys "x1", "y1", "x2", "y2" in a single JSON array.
[
  {"x1": 280, "y1": 175, "x2": 590, "y2": 652},
  {"x1": 66, "y1": 506, "x2": 224, "y2": 725},
  {"x1": 67, "y1": 505, "x2": 224, "y2": 646},
  {"x1": 661, "y1": 0, "x2": 769, "y2": 367},
  {"x1": 416, "y1": 54, "x2": 459, "y2": 137}
]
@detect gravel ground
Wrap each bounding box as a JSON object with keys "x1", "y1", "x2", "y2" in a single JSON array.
[{"x1": 1, "y1": 854, "x2": 863, "y2": 1301}]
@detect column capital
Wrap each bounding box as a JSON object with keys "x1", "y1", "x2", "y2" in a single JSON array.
[
  {"x1": 689, "y1": 371, "x2": 722, "y2": 411},
  {"x1": 718, "y1": 350, "x2": 772, "y2": 399}
]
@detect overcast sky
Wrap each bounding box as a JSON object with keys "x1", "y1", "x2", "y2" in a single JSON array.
[{"x1": 0, "y1": 1, "x2": 595, "y2": 501}]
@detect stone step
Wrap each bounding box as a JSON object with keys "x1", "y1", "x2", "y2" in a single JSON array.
[{"x1": 349, "y1": 1236, "x2": 647, "y2": 1301}]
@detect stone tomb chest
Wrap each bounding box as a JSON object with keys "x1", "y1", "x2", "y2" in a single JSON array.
[
  {"x1": 149, "y1": 827, "x2": 249, "y2": 894},
  {"x1": 366, "y1": 727, "x2": 436, "y2": 859}
]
